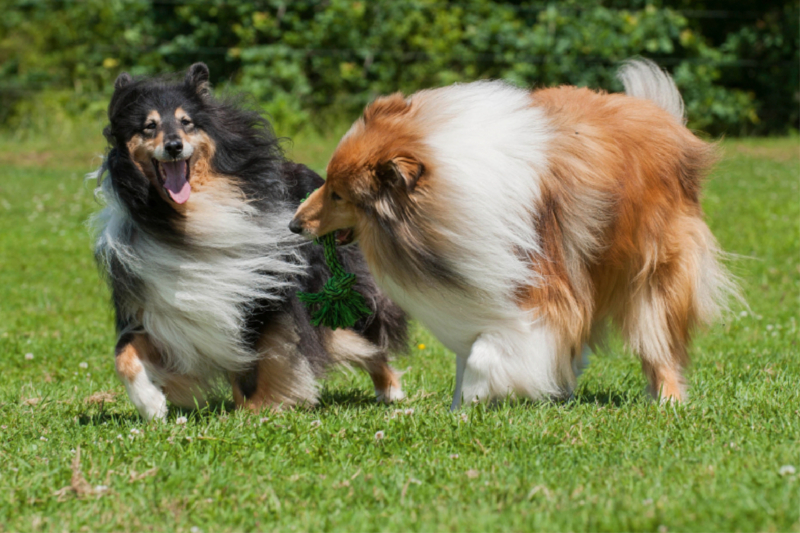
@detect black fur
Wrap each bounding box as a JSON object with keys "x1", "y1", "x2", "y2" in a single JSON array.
[{"x1": 97, "y1": 63, "x2": 407, "y2": 398}]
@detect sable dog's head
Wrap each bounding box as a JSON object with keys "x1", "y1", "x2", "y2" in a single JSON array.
[{"x1": 289, "y1": 94, "x2": 427, "y2": 246}]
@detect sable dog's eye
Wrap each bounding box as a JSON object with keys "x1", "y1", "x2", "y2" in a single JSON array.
[{"x1": 331, "y1": 191, "x2": 342, "y2": 201}]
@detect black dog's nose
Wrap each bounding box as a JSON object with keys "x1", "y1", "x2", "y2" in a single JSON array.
[
  {"x1": 165, "y1": 139, "x2": 183, "y2": 158},
  {"x1": 288, "y1": 219, "x2": 303, "y2": 234}
]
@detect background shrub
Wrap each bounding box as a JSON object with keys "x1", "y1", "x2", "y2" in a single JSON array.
[{"x1": 1, "y1": 0, "x2": 796, "y2": 135}]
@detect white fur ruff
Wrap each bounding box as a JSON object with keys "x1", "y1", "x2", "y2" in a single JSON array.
[
  {"x1": 93, "y1": 174, "x2": 307, "y2": 377},
  {"x1": 374, "y1": 82, "x2": 560, "y2": 403}
]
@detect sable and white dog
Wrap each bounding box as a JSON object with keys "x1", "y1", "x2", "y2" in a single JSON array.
[{"x1": 290, "y1": 60, "x2": 739, "y2": 408}]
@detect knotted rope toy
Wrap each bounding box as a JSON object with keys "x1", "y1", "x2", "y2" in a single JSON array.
[{"x1": 297, "y1": 223, "x2": 372, "y2": 330}]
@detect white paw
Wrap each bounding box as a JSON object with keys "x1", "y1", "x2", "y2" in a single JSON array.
[
  {"x1": 137, "y1": 394, "x2": 168, "y2": 422},
  {"x1": 375, "y1": 385, "x2": 405, "y2": 403},
  {"x1": 124, "y1": 369, "x2": 168, "y2": 422}
]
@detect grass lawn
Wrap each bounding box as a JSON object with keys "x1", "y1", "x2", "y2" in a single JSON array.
[{"x1": 0, "y1": 127, "x2": 797, "y2": 532}]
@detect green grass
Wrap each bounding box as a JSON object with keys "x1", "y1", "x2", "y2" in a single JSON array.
[{"x1": 0, "y1": 129, "x2": 797, "y2": 532}]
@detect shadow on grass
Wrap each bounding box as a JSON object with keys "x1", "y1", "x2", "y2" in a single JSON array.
[
  {"x1": 76, "y1": 385, "x2": 644, "y2": 426},
  {"x1": 77, "y1": 398, "x2": 236, "y2": 426},
  {"x1": 317, "y1": 388, "x2": 384, "y2": 410},
  {"x1": 314, "y1": 381, "x2": 647, "y2": 411},
  {"x1": 482, "y1": 390, "x2": 641, "y2": 411},
  {"x1": 569, "y1": 388, "x2": 641, "y2": 407},
  {"x1": 77, "y1": 390, "x2": 389, "y2": 426},
  {"x1": 77, "y1": 410, "x2": 141, "y2": 426}
]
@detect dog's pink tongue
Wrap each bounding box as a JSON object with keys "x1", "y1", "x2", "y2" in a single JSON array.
[{"x1": 161, "y1": 160, "x2": 190, "y2": 204}]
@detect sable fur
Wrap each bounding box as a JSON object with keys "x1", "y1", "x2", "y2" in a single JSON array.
[
  {"x1": 291, "y1": 59, "x2": 740, "y2": 407},
  {"x1": 94, "y1": 63, "x2": 407, "y2": 420}
]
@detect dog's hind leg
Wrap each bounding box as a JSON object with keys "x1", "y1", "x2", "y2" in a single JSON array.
[
  {"x1": 370, "y1": 360, "x2": 405, "y2": 403},
  {"x1": 622, "y1": 246, "x2": 698, "y2": 403},
  {"x1": 622, "y1": 289, "x2": 688, "y2": 402},
  {"x1": 325, "y1": 329, "x2": 405, "y2": 403},
  {"x1": 231, "y1": 318, "x2": 319, "y2": 411},
  {"x1": 114, "y1": 333, "x2": 168, "y2": 421}
]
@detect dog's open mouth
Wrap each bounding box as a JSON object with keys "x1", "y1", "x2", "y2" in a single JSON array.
[
  {"x1": 152, "y1": 158, "x2": 191, "y2": 204},
  {"x1": 335, "y1": 228, "x2": 355, "y2": 246}
]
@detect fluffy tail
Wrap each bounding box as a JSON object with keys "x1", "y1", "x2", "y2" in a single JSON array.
[{"x1": 617, "y1": 59, "x2": 685, "y2": 124}]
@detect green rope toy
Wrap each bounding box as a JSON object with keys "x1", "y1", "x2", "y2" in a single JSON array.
[{"x1": 297, "y1": 224, "x2": 373, "y2": 330}]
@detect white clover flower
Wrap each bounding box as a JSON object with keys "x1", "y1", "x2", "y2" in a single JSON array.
[
  {"x1": 79, "y1": 362, "x2": 88, "y2": 369},
  {"x1": 374, "y1": 430, "x2": 385, "y2": 440},
  {"x1": 130, "y1": 428, "x2": 141, "y2": 435},
  {"x1": 24, "y1": 353, "x2": 33, "y2": 360},
  {"x1": 449, "y1": 454, "x2": 459, "y2": 459},
  {"x1": 310, "y1": 420, "x2": 321, "y2": 428},
  {"x1": 779, "y1": 465, "x2": 796, "y2": 476},
  {"x1": 175, "y1": 416, "x2": 187, "y2": 425},
  {"x1": 40, "y1": 436, "x2": 47, "y2": 441}
]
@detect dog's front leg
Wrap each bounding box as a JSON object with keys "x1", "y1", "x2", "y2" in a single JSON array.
[
  {"x1": 450, "y1": 354, "x2": 468, "y2": 411},
  {"x1": 114, "y1": 333, "x2": 168, "y2": 421}
]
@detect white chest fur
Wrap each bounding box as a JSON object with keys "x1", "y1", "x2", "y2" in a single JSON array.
[{"x1": 94, "y1": 183, "x2": 305, "y2": 376}]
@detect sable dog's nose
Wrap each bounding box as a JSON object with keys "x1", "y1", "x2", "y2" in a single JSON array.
[
  {"x1": 288, "y1": 218, "x2": 303, "y2": 234},
  {"x1": 165, "y1": 139, "x2": 183, "y2": 158}
]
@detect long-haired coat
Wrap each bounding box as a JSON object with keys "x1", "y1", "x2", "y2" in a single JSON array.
[
  {"x1": 290, "y1": 60, "x2": 739, "y2": 408},
  {"x1": 93, "y1": 63, "x2": 407, "y2": 421}
]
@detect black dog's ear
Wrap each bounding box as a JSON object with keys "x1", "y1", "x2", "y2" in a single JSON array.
[
  {"x1": 102, "y1": 125, "x2": 116, "y2": 147},
  {"x1": 114, "y1": 72, "x2": 132, "y2": 90},
  {"x1": 281, "y1": 161, "x2": 325, "y2": 202},
  {"x1": 185, "y1": 62, "x2": 210, "y2": 97},
  {"x1": 376, "y1": 157, "x2": 424, "y2": 192}
]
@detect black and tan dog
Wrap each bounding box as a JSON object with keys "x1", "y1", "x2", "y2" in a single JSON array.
[{"x1": 93, "y1": 63, "x2": 407, "y2": 421}]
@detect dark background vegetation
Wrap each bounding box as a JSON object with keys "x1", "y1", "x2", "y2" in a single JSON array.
[{"x1": 1, "y1": 0, "x2": 797, "y2": 136}]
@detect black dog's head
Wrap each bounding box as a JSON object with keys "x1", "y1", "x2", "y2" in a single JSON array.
[
  {"x1": 102, "y1": 63, "x2": 301, "y2": 226},
  {"x1": 105, "y1": 63, "x2": 221, "y2": 207}
]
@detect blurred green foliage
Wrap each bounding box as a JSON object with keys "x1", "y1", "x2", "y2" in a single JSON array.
[{"x1": 1, "y1": 0, "x2": 797, "y2": 135}]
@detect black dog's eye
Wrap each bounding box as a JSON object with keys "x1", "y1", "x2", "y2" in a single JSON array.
[
  {"x1": 331, "y1": 191, "x2": 342, "y2": 201},
  {"x1": 181, "y1": 117, "x2": 193, "y2": 127},
  {"x1": 143, "y1": 121, "x2": 157, "y2": 131}
]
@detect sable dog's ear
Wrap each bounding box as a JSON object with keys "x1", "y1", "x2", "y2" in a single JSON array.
[
  {"x1": 114, "y1": 72, "x2": 132, "y2": 90},
  {"x1": 376, "y1": 157, "x2": 424, "y2": 192},
  {"x1": 185, "y1": 62, "x2": 210, "y2": 97}
]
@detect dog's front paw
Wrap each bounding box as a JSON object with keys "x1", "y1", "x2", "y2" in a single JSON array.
[
  {"x1": 375, "y1": 385, "x2": 405, "y2": 403},
  {"x1": 137, "y1": 394, "x2": 168, "y2": 421},
  {"x1": 124, "y1": 371, "x2": 168, "y2": 422}
]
